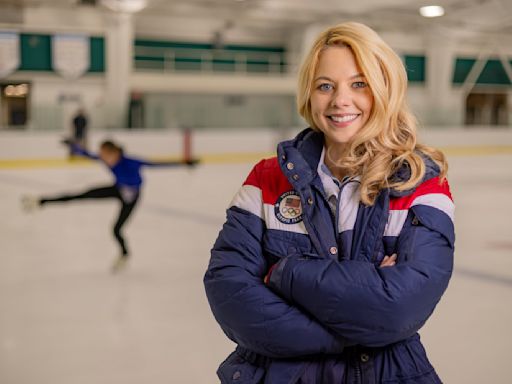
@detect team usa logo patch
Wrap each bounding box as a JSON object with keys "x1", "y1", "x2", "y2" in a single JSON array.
[{"x1": 275, "y1": 191, "x2": 303, "y2": 224}]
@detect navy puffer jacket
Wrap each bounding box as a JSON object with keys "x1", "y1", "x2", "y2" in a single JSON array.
[{"x1": 204, "y1": 128, "x2": 455, "y2": 383}]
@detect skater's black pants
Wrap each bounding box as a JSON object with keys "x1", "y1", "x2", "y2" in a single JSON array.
[{"x1": 40, "y1": 185, "x2": 139, "y2": 256}]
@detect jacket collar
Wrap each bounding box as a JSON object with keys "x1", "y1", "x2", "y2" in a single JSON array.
[
  {"x1": 278, "y1": 127, "x2": 441, "y2": 198},
  {"x1": 388, "y1": 152, "x2": 441, "y2": 197},
  {"x1": 277, "y1": 128, "x2": 323, "y2": 190}
]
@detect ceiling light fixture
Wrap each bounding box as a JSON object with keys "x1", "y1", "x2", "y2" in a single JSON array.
[
  {"x1": 4, "y1": 84, "x2": 28, "y2": 97},
  {"x1": 419, "y1": 5, "x2": 445, "y2": 18}
]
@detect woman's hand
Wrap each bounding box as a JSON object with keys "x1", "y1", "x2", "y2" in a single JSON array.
[
  {"x1": 264, "y1": 263, "x2": 279, "y2": 284},
  {"x1": 380, "y1": 254, "x2": 397, "y2": 268}
]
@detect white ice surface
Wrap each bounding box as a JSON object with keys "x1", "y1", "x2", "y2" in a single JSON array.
[{"x1": 0, "y1": 156, "x2": 511, "y2": 383}]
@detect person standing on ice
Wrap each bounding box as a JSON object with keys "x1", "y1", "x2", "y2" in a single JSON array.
[
  {"x1": 70, "y1": 108, "x2": 89, "y2": 157},
  {"x1": 204, "y1": 22, "x2": 455, "y2": 383},
  {"x1": 23, "y1": 139, "x2": 198, "y2": 272}
]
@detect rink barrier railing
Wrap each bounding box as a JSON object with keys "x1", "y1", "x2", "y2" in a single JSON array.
[
  {"x1": 1, "y1": 145, "x2": 512, "y2": 169},
  {"x1": 134, "y1": 46, "x2": 287, "y2": 74}
]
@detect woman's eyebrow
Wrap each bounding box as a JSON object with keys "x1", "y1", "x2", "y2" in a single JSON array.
[
  {"x1": 314, "y1": 73, "x2": 365, "y2": 82},
  {"x1": 314, "y1": 76, "x2": 333, "y2": 82}
]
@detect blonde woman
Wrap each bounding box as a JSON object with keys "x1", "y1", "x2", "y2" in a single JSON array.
[{"x1": 205, "y1": 22, "x2": 454, "y2": 383}]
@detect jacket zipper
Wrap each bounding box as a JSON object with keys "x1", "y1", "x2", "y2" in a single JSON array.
[{"x1": 354, "y1": 362, "x2": 362, "y2": 384}]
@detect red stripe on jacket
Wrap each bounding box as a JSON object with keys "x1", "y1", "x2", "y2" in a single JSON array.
[
  {"x1": 389, "y1": 176, "x2": 453, "y2": 210},
  {"x1": 243, "y1": 158, "x2": 294, "y2": 205}
]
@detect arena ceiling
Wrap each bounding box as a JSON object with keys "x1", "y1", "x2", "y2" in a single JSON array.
[{"x1": 1, "y1": 0, "x2": 511, "y2": 35}]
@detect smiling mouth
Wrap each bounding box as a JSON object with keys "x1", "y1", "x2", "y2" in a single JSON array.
[{"x1": 328, "y1": 114, "x2": 360, "y2": 123}]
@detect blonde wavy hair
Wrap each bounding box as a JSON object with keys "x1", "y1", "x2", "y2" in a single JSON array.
[{"x1": 297, "y1": 22, "x2": 447, "y2": 205}]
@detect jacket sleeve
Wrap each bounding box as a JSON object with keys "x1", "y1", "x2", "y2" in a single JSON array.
[
  {"x1": 268, "y1": 183, "x2": 455, "y2": 347},
  {"x1": 204, "y1": 161, "x2": 345, "y2": 358}
]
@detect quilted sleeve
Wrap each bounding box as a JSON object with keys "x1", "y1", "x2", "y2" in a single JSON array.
[
  {"x1": 204, "y1": 160, "x2": 346, "y2": 358},
  {"x1": 268, "y1": 177, "x2": 455, "y2": 347}
]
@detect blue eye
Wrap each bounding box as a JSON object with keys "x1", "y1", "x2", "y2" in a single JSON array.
[
  {"x1": 318, "y1": 83, "x2": 333, "y2": 92},
  {"x1": 352, "y1": 81, "x2": 368, "y2": 88}
]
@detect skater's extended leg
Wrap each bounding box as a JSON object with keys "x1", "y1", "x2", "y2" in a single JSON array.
[
  {"x1": 111, "y1": 195, "x2": 139, "y2": 273},
  {"x1": 39, "y1": 185, "x2": 118, "y2": 205},
  {"x1": 112, "y1": 198, "x2": 139, "y2": 256}
]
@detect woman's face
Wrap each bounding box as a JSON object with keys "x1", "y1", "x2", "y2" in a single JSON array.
[{"x1": 310, "y1": 46, "x2": 373, "y2": 151}]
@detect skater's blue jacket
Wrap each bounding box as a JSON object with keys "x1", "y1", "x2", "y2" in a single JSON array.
[
  {"x1": 204, "y1": 128, "x2": 455, "y2": 383},
  {"x1": 71, "y1": 144, "x2": 180, "y2": 189}
]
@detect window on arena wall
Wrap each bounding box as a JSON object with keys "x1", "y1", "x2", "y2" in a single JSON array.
[
  {"x1": 19, "y1": 34, "x2": 52, "y2": 71},
  {"x1": 452, "y1": 58, "x2": 511, "y2": 85},
  {"x1": 453, "y1": 57, "x2": 511, "y2": 126},
  {"x1": 18, "y1": 33, "x2": 105, "y2": 73},
  {"x1": 403, "y1": 55, "x2": 426, "y2": 84}
]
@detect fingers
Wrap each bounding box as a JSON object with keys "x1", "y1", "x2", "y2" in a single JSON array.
[
  {"x1": 380, "y1": 254, "x2": 397, "y2": 268},
  {"x1": 380, "y1": 256, "x2": 393, "y2": 267}
]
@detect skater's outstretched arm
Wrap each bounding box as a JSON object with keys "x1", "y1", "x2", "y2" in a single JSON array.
[
  {"x1": 136, "y1": 158, "x2": 200, "y2": 168},
  {"x1": 62, "y1": 139, "x2": 99, "y2": 160}
]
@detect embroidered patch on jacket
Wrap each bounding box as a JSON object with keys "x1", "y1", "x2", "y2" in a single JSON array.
[{"x1": 274, "y1": 191, "x2": 303, "y2": 224}]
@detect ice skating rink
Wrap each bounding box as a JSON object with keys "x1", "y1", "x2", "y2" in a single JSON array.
[{"x1": 1, "y1": 152, "x2": 511, "y2": 384}]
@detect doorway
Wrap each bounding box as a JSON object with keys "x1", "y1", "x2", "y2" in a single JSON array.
[
  {"x1": 465, "y1": 92, "x2": 508, "y2": 126},
  {"x1": 0, "y1": 82, "x2": 30, "y2": 129},
  {"x1": 128, "y1": 92, "x2": 144, "y2": 129}
]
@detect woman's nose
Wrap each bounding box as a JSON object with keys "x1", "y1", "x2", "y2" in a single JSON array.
[{"x1": 331, "y1": 86, "x2": 351, "y2": 108}]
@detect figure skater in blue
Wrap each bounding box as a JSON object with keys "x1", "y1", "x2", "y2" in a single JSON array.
[{"x1": 23, "y1": 139, "x2": 198, "y2": 272}]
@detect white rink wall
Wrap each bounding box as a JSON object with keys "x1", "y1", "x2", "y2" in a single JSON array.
[
  {"x1": 0, "y1": 128, "x2": 280, "y2": 160},
  {"x1": 1, "y1": 127, "x2": 512, "y2": 160}
]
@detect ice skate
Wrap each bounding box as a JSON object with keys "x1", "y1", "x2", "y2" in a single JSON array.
[
  {"x1": 21, "y1": 195, "x2": 40, "y2": 213},
  {"x1": 111, "y1": 255, "x2": 129, "y2": 274}
]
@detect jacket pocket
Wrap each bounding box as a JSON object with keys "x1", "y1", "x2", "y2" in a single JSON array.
[
  {"x1": 262, "y1": 231, "x2": 316, "y2": 270},
  {"x1": 382, "y1": 369, "x2": 442, "y2": 384},
  {"x1": 217, "y1": 351, "x2": 265, "y2": 384},
  {"x1": 405, "y1": 215, "x2": 421, "y2": 261},
  {"x1": 395, "y1": 212, "x2": 421, "y2": 262},
  {"x1": 380, "y1": 335, "x2": 442, "y2": 384}
]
